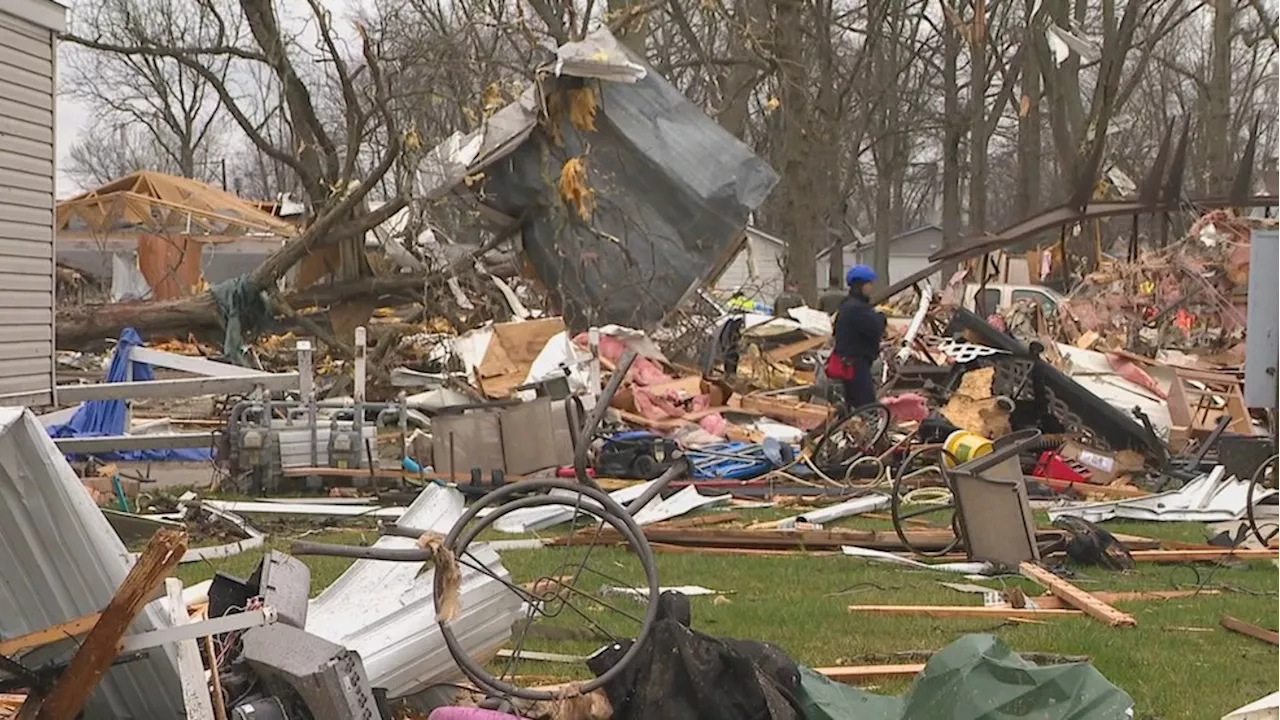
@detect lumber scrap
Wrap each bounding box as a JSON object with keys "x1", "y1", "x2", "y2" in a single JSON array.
[
  {"x1": 738, "y1": 394, "x2": 833, "y2": 428},
  {"x1": 554, "y1": 526, "x2": 964, "y2": 552},
  {"x1": 1026, "y1": 589, "x2": 1218, "y2": 610},
  {"x1": 1018, "y1": 562, "x2": 1136, "y2": 627},
  {"x1": 0, "y1": 615, "x2": 103, "y2": 658},
  {"x1": 1128, "y1": 548, "x2": 1279, "y2": 563},
  {"x1": 847, "y1": 605, "x2": 1083, "y2": 619},
  {"x1": 1221, "y1": 615, "x2": 1280, "y2": 645},
  {"x1": 33, "y1": 529, "x2": 187, "y2": 720},
  {"x1": 812, "y1": 664, "x2": 926, "y2": 683}
]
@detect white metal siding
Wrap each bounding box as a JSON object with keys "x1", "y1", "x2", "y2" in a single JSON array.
[
  {"x1": 713, "y1": 234, "x2": 786, "y2": 301},
  {"x1": 0, "y1": 10, "x2": 55, "y2": 405}
]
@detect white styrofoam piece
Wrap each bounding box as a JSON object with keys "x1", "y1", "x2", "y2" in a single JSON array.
[
  {"x1": 306, "y1": 484, "x2": 521, "y2": 698},
  {"x1": 0, "y1": 407, "x2": 185, "y2": 718}
]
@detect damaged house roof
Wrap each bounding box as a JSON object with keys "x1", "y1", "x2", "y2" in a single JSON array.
[{"x1": 417, "y1": 28, "x2": 779, "y2": 330}]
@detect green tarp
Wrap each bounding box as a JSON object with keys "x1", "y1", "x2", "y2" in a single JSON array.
[{"x1": 797, "y1": 635, "x2": 1134, "y2": 720}]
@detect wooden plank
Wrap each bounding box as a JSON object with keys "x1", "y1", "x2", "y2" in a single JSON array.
[
  {"x1": 739, "y1": 394, "x2": 833, "y2": 429},
  {"x1": 36, "y1": 529, "x2": 187, "y2": 720},
  {"x1": 1128, "y1": 548, "x2": 1279, "y2": 563},
  {"x1": 1019, "y1": 562, "x2": 1136, "y2": 627},
  {"x1": 163, "y1": 579, "x2": 215, "y2": 720},
  {"x1": 201, "y1": 635, "x2": 228, "y2": 720},
  {"x1": 847, "y1": 605, "x2": 1082, "y2": 619},
  {"x1": 1032, "y1": 476, "x2": 1149, "y2": 499},
  {"x1": 1027, "y1": 589, "x2": 1218, "y2": 610},
  {"x1": 0, "y1": 614, "x2": 101, "y2": 657},
  {"x1": 1221, "y1": 615, "x2": 1280, "y2": 645},
  {"x1": 765, "y1": 335, "x2": 829, "y2": 363},
  {"x1": 812, "y1": 664, "x2": 926, "y2": 683}
]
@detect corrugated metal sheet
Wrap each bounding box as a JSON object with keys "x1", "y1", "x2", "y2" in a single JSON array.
[
  {"x1": 306, "y1": 484, "x2": 523, "y2": 698},
  {"x1": 0, "y1": 7, "x2": 55, "y2": 405},
  {"x1": 0, "y1": 407, "x2": 185, "y2": 718}
]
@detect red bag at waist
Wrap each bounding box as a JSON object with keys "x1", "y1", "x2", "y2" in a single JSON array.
[{"x1": 824, "y1": 353, "x2": 856, "y2": 381}]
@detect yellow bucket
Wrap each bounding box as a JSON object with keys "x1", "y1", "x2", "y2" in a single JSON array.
[{"x1": 944, "y1": 430, "x2": 994, "y2": 466}]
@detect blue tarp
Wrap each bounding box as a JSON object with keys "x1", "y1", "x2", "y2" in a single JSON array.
[{"x1": 46, "y1": 328, "x2": 212, "y2": 462}]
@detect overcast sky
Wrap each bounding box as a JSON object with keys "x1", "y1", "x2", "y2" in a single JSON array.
[{"x1": 54, "y1": 0, "x2": 360, "y2": 198}]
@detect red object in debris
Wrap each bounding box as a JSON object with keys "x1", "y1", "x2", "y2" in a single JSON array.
[
  {"x1": 1031, "y1": 451, "x2": 1092, "y2": 484},
  {"x1": 555, "y1": 466, "x2": 595, "y2": 478}
]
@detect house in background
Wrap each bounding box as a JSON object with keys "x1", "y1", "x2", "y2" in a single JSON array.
[
  {"x1": 817, "y1": 224, "x2": 945, "y2": 291},
  {"x1": 710, "y1": 226, "x2": 787, "y2": 302},
  {"x1": 56, "y1": 171, "x2": 297, "y2": 300},
  {"x1": 0, "y1": 0, "x2": 66, "y2": 405}
]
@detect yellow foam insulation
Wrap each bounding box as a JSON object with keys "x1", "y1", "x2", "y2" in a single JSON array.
[
  {"x1": 558, "y1": 156, "x2": 595, "y2": 222},
  {"x1": 568, "y1": 86, "x2": 598, "y2": 132}
]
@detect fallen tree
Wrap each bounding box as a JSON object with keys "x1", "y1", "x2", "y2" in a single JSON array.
[{"x1": 59, "y1": 0, "x2": 412, "y2": 353}]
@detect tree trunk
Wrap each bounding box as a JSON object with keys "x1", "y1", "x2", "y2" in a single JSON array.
[
  {"x1": 1206, "y1": 0, "x2": 1234, "y2": 193},
  {"x1": 1016, "y1": 0, "x2": 1042, "y2": 218},
  {"x1": 968, "y1": 0, "x2": 988, "y2": 236},
  {"x1": 942, "y1": 4, "x2": 962, "y2": 256},
  {"x1": 773, "y1": 0, "x2": 819, "y2": 303}
]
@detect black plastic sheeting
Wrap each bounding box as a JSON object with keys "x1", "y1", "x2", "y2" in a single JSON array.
[
  {"x1": 587, "y1": 592, "x2": 803, "y2": 720},
  {"x1": 481, "y1": 64, "x2": 778, "y2": 331}
]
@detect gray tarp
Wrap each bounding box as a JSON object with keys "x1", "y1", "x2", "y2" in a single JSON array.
[
  {"x1": 480, "y1": 31, "x2": 778, "y2": 329},
  {"x1": 798, "y1": 634, "x2": 1134, "y2": 720}
]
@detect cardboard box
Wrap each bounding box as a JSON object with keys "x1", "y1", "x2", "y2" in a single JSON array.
[{"x1": 1059, "y1": 440, "x2": 1144, "y2": 484}]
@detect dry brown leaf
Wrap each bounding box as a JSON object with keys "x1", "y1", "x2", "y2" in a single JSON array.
[{"x1": 558, "y1": 157, "x2": 595, "y2": 222}]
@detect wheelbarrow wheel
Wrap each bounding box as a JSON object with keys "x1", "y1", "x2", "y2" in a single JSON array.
[
  {"x1": 1246, "y1": 454, "x2": 1278, "y2": 547},
  {"x1": 807, "y1": 402, "x2": 892, "y2": 470}
]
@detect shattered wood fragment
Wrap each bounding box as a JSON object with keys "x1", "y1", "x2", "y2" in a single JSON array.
[
  {"x1": 1221, "y1": 615, "x2": 1280, "y2": 645},
  {"x1": 1017, "y1": 562, "x2": 1136, "y2": 627},
  {"x1": 35, "y1": 529, "x2": 187, "y2": 720}
]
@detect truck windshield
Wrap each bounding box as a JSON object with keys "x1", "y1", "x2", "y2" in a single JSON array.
[{"x1": 1012, "y1": 289, "x2": 1057, "y2": 316}]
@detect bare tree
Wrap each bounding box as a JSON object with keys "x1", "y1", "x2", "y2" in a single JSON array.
[
  {"x1": 62, "y1": 0, "x2": 230, "y2": 182},
  {"x1": 57, "y1": 0, "x2": 415, "y2": 348}
]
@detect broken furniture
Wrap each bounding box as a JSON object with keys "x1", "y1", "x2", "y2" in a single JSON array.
[
  {"x1": 949, "y1": 429, "x2": 1043, "y2": 568},
  {"x1": 1166, "y1": 367, "x2": 1257, "y2": 452},
  {"x1": 430, "y1": 397, "x2": 578, "y2": 479}
]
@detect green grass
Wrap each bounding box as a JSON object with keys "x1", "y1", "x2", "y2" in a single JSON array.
[{"x1": 176, "y1": 512, "x2": 1279, "y2": 719}]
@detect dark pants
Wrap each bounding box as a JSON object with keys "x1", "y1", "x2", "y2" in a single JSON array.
[{"x1": 841, "y1": 359, "x2": 877, "y2": 411}]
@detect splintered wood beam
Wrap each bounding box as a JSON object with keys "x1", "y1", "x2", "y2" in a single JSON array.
[
  {"x1": 35, "y1": 529, "x2": 187, "y2": 720},
  {"x1": 1019, "y1": 562, "x2": 1136, "y2": 627},
  {"x1": 1128, "y1": 548, "x2": 1279, "y2": 563},
  {"x1": 1221, "y1": 615, "x2": 1280, "y2": 645},
  {"x1": 847, "y1": 605, "x2": 1082, "y2": 619}
]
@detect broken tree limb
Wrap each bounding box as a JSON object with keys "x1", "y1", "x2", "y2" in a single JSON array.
[
  {"x1": 1019, "y1": 562, "x2": 1136, "y2": 627},
  {"x1": 34, "y1": 529, "x2": 187, "y2": 720}
]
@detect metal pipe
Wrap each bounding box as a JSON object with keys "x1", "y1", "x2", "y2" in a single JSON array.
[{"x1": 573, "y1": 349, "x2": 638, "y2": 491}]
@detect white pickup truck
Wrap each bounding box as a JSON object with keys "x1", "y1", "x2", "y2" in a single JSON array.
[
  {"x1": 959, "y1": 282, "x2": 1066, "y2": 316},
  {"x1": 884, "y1": 282, "x2": 1066, "y2": 335}
]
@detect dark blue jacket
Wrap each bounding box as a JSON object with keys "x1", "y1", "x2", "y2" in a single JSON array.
[{"x1": 833, "y1": 294, "x2": 886, "y2": 363}]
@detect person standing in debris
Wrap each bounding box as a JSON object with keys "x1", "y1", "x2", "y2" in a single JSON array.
[
  {"x1": 827, "y1": 265, "x2": 886, "y2": 410},
  {"x1": 773, "y1": 282, "x2": 804, "y2": 318},
  {"x1": 818, "y1": 281, "x2": 845, "y2": 315}
]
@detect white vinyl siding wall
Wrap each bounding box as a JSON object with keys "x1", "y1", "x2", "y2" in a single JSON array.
[{"x1": 0, "y1": 6, "x2": 58, "y2": 405}]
